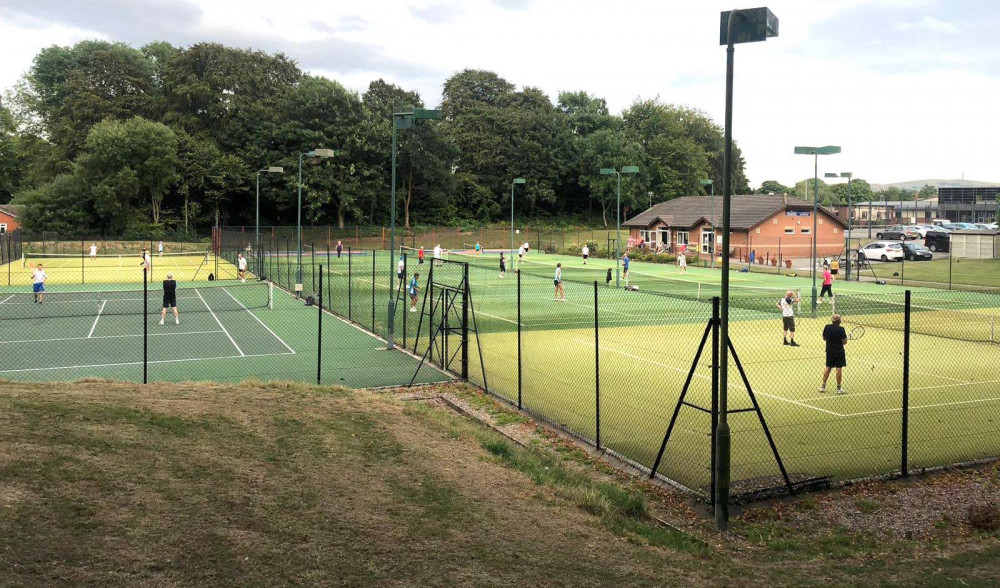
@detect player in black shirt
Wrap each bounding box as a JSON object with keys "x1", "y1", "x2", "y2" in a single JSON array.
[
  {"x1": 820, "y1": 314, "x2": 848, "y2": 394},
  {"x1": 159, "y1": 273, "x2": 179, "y2": 325}
]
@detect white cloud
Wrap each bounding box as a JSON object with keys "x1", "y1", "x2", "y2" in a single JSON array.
[
  {"x1": 895, "y1": 15, "x2": 959, "y2": 33},
  {"x1": 0, "y1": 0, "x2": 997, "y2": 187}
]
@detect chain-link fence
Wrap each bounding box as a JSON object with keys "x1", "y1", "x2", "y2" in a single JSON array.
[{"x1": 211, "y1": 227, "x2": 1000, "y2": 503}]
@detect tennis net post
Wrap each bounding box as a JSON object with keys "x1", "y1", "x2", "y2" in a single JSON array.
[{"x1": 318, "y1": 265, "x2": 323, "y2": 385}]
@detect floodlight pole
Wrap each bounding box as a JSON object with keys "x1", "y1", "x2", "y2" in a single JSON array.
[
  {"x1": 812, "y1": 154, "x2": 819, "y2": 317},
  {"x1": 297, "y1": 151, "x2": 308, "y2": 288},
  {"x1": 387, "y1": 109, "x2": 440, "y2": 350},
  {"x1": 256, "y1": 166, "x2": 283, "y2": 254},
  {"x1": 511, "y1": 178, "x2": 525, "y2": 259},
  {"x1": 616, "y1": 170, "x2": 622, "y2": 287},
  {"x1": 701, "y1": 179, "x2": 715, "y2": 267}
]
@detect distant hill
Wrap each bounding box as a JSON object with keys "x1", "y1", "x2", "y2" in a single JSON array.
[{"x1": 871, "y1": 179, "x2": 1000, "y2": 192}]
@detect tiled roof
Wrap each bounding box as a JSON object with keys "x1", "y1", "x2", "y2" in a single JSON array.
[
  {"x1": 0, "y1": 204, "x2": 23, "y2": 218},
  {"x1": 624, "y1": 195, "x2": 845, "y2": 230}
]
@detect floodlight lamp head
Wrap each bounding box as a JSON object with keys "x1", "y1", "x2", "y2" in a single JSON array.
[
  {"x1": 699, "y1": 179, "x2": 714, "y2": 185},
  {"x1": 313, "y1": 148, "x2": 336, "y2": 158},
  {"x1": 599, "y1": 168, "x2": 615, "y2": 175},
  {"x1": 513, "y1": 178, "x2": 526, "y2": 184},
  {"x1": 268, "y1": 166, "x2": 284, "y2": 173},
  {"x1": 622, "y1": 166, "x2": 639, "y2": 174}
]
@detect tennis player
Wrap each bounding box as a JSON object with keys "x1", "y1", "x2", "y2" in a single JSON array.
[
  {"x1": 32, "y1": 263, "x2": 47, "y2": 303},
  {"x1": 418, "y1": 247, "x2": 425, "y2": 265},
  {"x1": 336, "y1": 240, "x2": 343, "y2": 259},
  {"x1": 830, "y1": 258, "x2": 840, "y2": 276},
  {"x1": 160, "y1": 272, "x2": 179, "y2": 325},
  {"x1": 582, "y1": 244, "x2": 589, "y2": 265},
  {"x1": 141, "y1": 248, "x2": 151, "y2": 273},
  {"x1": 237, "y1": 253, "x2": 248, "y2": 282},
  {"x1": 397, "y1": 255, "x2": 405, "y2": 285},
  {"x1": 89, "y1": 243, "x2": 98, "y2": 259},
  {"x1": 678, "y1": 250, "x2": 687, "y2": 273},
  {"x1": 820, "y1": 314, "x2": 848, "y2": 394},
  {"x1": 475, "y1": 241, "x2": 481, "y2": 255},
  {"x1": 158, "y1": 240, "x2": 164, "y2": 257},
  {"x1": 622, "y1": 253, "x2": 630, "y2": 285},
  {"x1": 517, "y1": 243, "x2": 525, "y2": 269},
  {"x1": 499, "y1": 252, "x2": 506, "y2": 278},
  {"x1": 820, "y1": 265, "x2": 834, "y2": 304},
  {"x1": 777, "y1": 290, "x2": 800, "y2": 347},
  {"x1": 433, "y1": 244, "x2": 442, "y2": 266},
  {"x1": 408, "y1": 273, "x2": 420, "y2": 312},
  {"x1": 554, "y1": 263, "x2": 565, "y2": 301}
]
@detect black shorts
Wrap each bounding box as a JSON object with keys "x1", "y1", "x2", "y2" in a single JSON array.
[
  {"x1": 554, "y1": 279, "x2": 560, "y2": 286},
  {"x1": 500, "y1": 262, "x2": 506, "y2": 272},
  {"x1": 782, "y1": 316, "x2": 795, "y2": 332},
  {"x1": 163, "y1": 297, "x2": 177, "y2": 308},
  {"x1": 583, "y1": 254, "x2": 589, "y2": 259},
  {"x1": 826, "y1": 352, "x2": 846, "y2": 369},
  {"x1": 831, "y1": 269, "x2": 839, "y2": 275},
  {"x1": 820, "y1": 284, "x2": 833, "y2": 297},
  {"x1": 397, "y1": 271, "x2": 404, "y2": 279}
]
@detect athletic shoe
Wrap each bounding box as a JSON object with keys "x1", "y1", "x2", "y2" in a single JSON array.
[
  {"x1": 159, "y1": 319, "x2": 164, "y2": 325},
  {"x1": 837, "y1": 388, "x2": 845, "y2": 395},
  {"x1": 175, "y1": 318, "x2": 179, "y2": 325},
  {"x1": 789, "y1": 341, "x2": 800, "y2": 347},
  {"x1": 783, "y1": 340, "x2": 789, "y2": 345},
  {"x1": 410, "y1": 307, "x2": 416, "y2": 312},
  {"x1": 819, "y1": 386, "x2": 826, "y2": 393}
]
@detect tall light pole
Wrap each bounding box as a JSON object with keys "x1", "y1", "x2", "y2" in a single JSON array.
[
  {"x1": 714, "y1": 7, "x2": 778, "y2": 532},
  {"x1": 600, "y1": 166, "x2": 639, "y2": 287},
  {"x1": 256, "y1": 166, "x2": 284, "y2": 252},
  {"x1": 510, "y1": 178, "x2": 525, "y2": 259},
  {"x1": 825, "y1": 172, "x2": 852, "y2": 280},
  {"x1": 297, "y1": 149, "x2": 335, "y2": 291},
  {"x1": 700, "y1": 178, "x2": 715, "y2": 268},
  {"x1": 794, "y1": 146, "x2": 841, "y2": 317},
  {"x1": 388, "y1": 107, "x2": 441, "y2": 350}
]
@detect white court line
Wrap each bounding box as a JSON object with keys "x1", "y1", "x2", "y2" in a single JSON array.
[
  {"x1": 87, "y1": 300, "x2": 107, "y2": 338},
  {"x1": 477, "y1": 309, "x2": 520, "y2": 326},
  {"x1": 221, "y1": 287, "x2": 295, "y2": 354},
  {"x1": 0, "y1": 295, "x2": 14, "y2": 304},
  {"x1": 0, "y1": 350, "x2": 295, "y2": 375},
  {"x1": 799, "y1": 378, "x2": 1000, "y2": 403},
  {"x1": 195, "y1": 288, "x2": 244, "y2": 356},
  {"x1": 0, "y1": 330, "x2": 224, "y2": 345},
  {"x1": 571, "y1": 337, "x2": 844, "y2": 417},
  {"x1": 848, "y1": 395, "x2": 1000, "y2": 417},
  {"x1": 867, "y1": 358, "x2": 971, "y2": 384}
]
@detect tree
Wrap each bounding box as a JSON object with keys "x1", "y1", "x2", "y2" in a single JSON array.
[
  {"x1": 622, "y1": 99, "x2": 710, "y2": 200},
  {"x1": 756, "y1": 180, "x2": 792, "y2": 194},
  {"x1": 13, "y1": 173, "x2": 91, "y2": 236},
  {"x1": 918, "y1": 183, "x2": 936, "y2": 199},
  {"x1": 576, "y1": 127, "x2": 646, "y2": 227},
  {"x1": 77, "y1": 117, "x2": 180, "y2": 232}
]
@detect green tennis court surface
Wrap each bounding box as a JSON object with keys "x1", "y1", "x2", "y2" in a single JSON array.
[{"x1": 0, "y1": 281, "x2": 449, "y2": 388}]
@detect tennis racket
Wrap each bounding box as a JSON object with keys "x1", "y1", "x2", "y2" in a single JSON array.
[{"x1": 848, "y1": 326, "x2": 866, "y2": 340}]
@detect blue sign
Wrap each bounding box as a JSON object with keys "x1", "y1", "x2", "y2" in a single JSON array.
[{"x1": 785, "y1": 211, "x2": 810, "y2": 217}]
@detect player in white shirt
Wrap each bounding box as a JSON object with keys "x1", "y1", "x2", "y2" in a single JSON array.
[
  {"x1": 32, "y1": 264, "x2": 47, "y2": 303},
  {"x1": 158, "y1": 240, "x2": 164, "y2": 257},
  {"x1": 397, "y1": 255, "x2": 405, "y2": 286},
  {"x1": 581, "y1": 245, "x2": 589, "y2": 265},
  {"x1": 237, "y1": 253, "x2": 248, "y2": 282},
  {"x1": 89, "y1": 243, "x2": 98, "y2": 259},
  {"x1": 517, "y1": 244, "x2": 525, "y2": 270},
  {"x1": 553, "y1": 263, "x2": 565, "y2": 301},
  {"x1": 141, "y1": 248, "x2": 152, "y2": 274},
  {"x1": 776, "y1": 290, "x2": 800, "y2": 347},
  {"x1": 433, "y1": 244, "x2": 443, "y2": 266},
  {"x1": 677, "y1": 251, "x2": 687, "y2": 272}
]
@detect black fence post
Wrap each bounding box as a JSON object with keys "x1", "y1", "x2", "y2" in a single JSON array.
[
  {"x1": 143, "y1": 267, "x2": 148, "y2": 384},
  {"x1": 517, "y1": 268, "x2": 523, "y2": 410},
  {"x1": 462, "y1": 262, "x2": 469, "y2": 380},
  {"x1": 326, "y1": 244, "x2": 331, "y2": 314},
  {"x1": 403, "y1": 253, "x2": 408, "y2": 349},
  {"x1": 348, "y1": 247, "x2": 353, "y2": 321},
  {"x1": 311, "y1": 241, "x2": 316, "y2": 294},
  {"x1": 711, "y1": 296, "x2": 720, "y2": 508},
  {"x1": 318, "y1": 265, "x2": 323, "y2": 385},
  {"x1": 594, "y1": 280, "x2": 600, "y2": 450},
  {"x1": 902, "y1": 289, "x2": 911, "y2": 477}
]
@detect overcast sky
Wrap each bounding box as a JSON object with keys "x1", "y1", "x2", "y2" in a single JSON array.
[{"x1": 1, "y1": 0, "x2": 997, "y2": 188}]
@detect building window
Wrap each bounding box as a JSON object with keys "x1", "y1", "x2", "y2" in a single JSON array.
[
  {"x1": 833, "y1": 228, "x2": 839, "y2": 233},
  {"x1": 701, "y1": 230, "x2": 714, "y2": 254},
  {"x1": 800, "y1": 227, "x2": 811, "y2": 235},
  {"x1": 676, "y1": 231, "x2": 690, "y2": 246},
  {"x1": 755, "y1": 228, "x2": 761, "y2": 234},
  {"x1": 772, "y1": 219, "x2": 778, "y2": 224},
  {"x1": 0, "y1": 223, "x2": 6, "y2": 235},
  {"x1": 659, "y1": 229, "x2": 670, "y2": 247},
  {"x1": 639, "y1": 230, "x2": 649, "y2": 243},
  {"x1": 784, "y1": 227, "x2": 795, "y2": 235}
]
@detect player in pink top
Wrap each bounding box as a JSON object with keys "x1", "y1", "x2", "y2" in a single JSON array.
[{"x1": 820, "y1": 266, "x2": 834, "y2": 304}]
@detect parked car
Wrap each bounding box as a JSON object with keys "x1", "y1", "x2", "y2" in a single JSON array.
[
  {"x1": 876, "y1": 225, "x2": 919, "y2": 240},
  {"x1": 974, "y1": 223, "x2": 997, "y2": 231},
  {"x1": 901, "y1": 242, "x2": 933, "y2": 261},
  {"x1": 906, "y1": 225, "x2": 932, "y2": 237},
  {"x1": 858, "y1": 241, "x2": 904, "y2": 262},
  {"x1": 932, "y1": 220, "x2": 953, "y2": 229},
  {"x1": 949, "y1": 222, "x2": 980, "y2": 230},
  {"x1": 920, "y1": 224, "x2": 948, "y2": 233},
  {"x1": 924, "y1": 231, "x2": 950, "y2": 252}
]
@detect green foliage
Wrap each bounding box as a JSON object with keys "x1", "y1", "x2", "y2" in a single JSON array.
[
  {"x1": 5, "y1": 42, "x2": 753, "y2": 236},
  {"x1": 756, "y1": 180, "x2": 792, "y2": 194}
]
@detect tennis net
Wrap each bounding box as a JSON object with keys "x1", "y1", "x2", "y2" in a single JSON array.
[
  {"x1": 833, "y1": 291, "x2": 1000, "y2": 344},
  {"x1": 0, "y1": 282, "x2": 272, "y2": 320},
  {"x1": 24, "y1": 251, "x2": 212, "y2": 266},
  {"x1": 400, "y1": 245, "x2": 453, "y2": 262}
]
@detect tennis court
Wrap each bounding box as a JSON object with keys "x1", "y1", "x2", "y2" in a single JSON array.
[
  {"x1": 452, "y1": 252, "x2": 1000, "y2": 493},
  {"x1": 1, "y1": 250, "x2": 239, "y2": 287},
  {"x1": 0, "y1": 280, "x2": 449, "y2": 388}
]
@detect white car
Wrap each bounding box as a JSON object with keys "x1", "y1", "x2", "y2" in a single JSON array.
[
  {"x1": 858, "y1": 241, "x2": 904, "y2": 262},
  {"x1": 906, "y1": 225, "x2": 931, "y2": 237}
]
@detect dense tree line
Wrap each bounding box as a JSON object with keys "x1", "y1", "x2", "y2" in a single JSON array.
[{"x1": 0, "y1": 40, "x2": 753, "y2": 238}]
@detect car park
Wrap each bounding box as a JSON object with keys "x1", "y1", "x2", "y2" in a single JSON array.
[
  {"x1": 858, "y1": 241, "x2": 904, "y2": 262},
  {"x1": 901, "y1": 242, "x2": 933, "y2": 261},
  {"x1": 949, "y1": 222, "x2": 980, "y2": 230},
  {"x1": 906, "y1": 225, "x2": 931, "y2": 237},
  {"x1": 924, "y1": 231, "x2": 950, "y2": 252}
]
